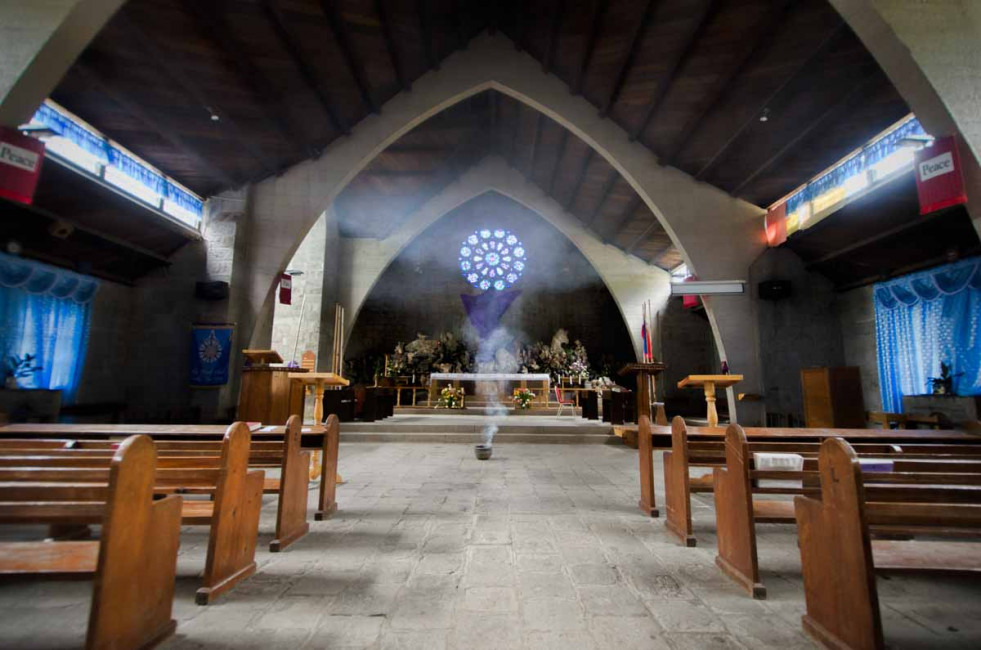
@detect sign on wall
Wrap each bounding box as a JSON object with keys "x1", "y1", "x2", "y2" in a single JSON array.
[
  {"x1": 0, "y1": 127, "x2": 45, "y2": 205},
  {"x1": 915, "y1": 135, "x2": 968, "y2": 215},
  {"x1": 279, "y1": 273, "x2": 292, "y2": 305},
  {"x1": 190, "y1": 324, "x2": 234, "y2": 387}
]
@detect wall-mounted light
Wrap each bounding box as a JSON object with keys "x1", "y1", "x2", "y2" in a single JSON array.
[
  {"x1": 759, "y1": 108, "x2": 771, "y2": 123},
  {"x1": 670, "y1": 280, "x2": 745, "y2": 296},
  {"x1": 898, "y1": 133, "x2": 935, "y2": 150}
]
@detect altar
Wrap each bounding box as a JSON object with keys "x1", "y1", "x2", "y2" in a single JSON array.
[{"x1": 427, "y1": 373, "x2": 551, "y2": 407}]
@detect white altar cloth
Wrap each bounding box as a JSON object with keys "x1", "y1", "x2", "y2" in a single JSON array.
[{"x1": 429, "y1": 373, "x2": 551, "y2": 381}]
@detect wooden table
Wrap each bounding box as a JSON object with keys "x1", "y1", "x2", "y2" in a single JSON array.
[
  {"x1": 677, "y1": 374, "x2": 744, "y2": 427},
  {"x1": 289, "y1": 373, "x2": 350, "y2": 424},
  {"x1": 428, "y1": 373, "x2": 551, "y2": 407}
]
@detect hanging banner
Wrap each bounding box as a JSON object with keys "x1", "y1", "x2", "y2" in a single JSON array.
[
  {"x1": 0, "y1": 127, "x2": 45, "y2": 205},
  {"x1": 279, "y1": 273, "x2": 292, "y2": 305},
  {"x1": 764, "y1": 202, "x2": 788, "y2": 247},
  {"x1": 915, "y1": 135, "x2": 967, "y2": 215},
  {"x1": 190, "y1": 324, "x2": 233, "y2": 387}
]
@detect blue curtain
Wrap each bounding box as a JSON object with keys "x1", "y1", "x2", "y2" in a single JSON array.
[
  {"x1": 875, "y1": 256, "x2": 981, "y2": 412},
  {"x1": 0, "y1": 253, "x2": 97, "y2": 402}
]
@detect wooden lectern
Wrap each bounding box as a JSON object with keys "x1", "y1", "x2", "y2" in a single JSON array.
[
  {"x1": 237, "y1": 350, "x2": 307, "y2": 425},
  {"x1": 620, "y1": 362, "x2": 666, "y2": 518}
]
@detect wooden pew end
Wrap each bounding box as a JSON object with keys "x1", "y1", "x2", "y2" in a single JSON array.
[
  {"x1": 314, "y1": 503, "x2": 339, "y2": 521},
  {"x1": 715, "y1": 554, "x2": 766, "y2": 599}
]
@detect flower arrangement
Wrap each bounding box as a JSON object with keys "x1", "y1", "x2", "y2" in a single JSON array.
[
  {"x1": 513, "y1": 388, "x2": 535, "y2": 409},
  {"x1": 436, "y1": 386, "x2": 465, "y2": 409}
]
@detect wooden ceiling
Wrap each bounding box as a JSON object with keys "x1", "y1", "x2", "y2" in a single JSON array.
[
  {"x1": 48, "y1": 0, "x2": 911, "y2": 270},
  {"x1": 785, "y1": 174, "x2": 981, "y2": 290}
]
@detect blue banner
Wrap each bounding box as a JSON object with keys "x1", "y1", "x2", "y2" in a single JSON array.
[{"x1": 190, "y1": 325, "x2": 233, "y2": 387}]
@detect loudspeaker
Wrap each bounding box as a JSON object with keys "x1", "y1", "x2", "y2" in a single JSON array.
[
  {"x1": 195, "y1": 281, "x2": 229, "y2": 301},
  {"x1": 758, "y1": 280, "x2": 792, "y2": 301}
]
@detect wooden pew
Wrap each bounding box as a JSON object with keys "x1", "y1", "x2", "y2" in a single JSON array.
[
  {"x1": 795, "y1": 437, "x2": 981, "y2": 650},
  {"x1": 713, "y1": 424, "x2": 981, "y2": 599},
  {"x1": 0, "y1": 435, "x2": 182, "y2": 649},
  {"x1": 660, "y1": 415, "x2": 981, "y2": 547},
  {"x1": 0, "y1": 414, "x2": 342, "y2": 549},
  {"x1": 0, "y1": 422, "x2": 263, "y2": 605}
]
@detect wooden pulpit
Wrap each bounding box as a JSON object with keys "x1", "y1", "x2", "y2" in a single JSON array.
[{"x1": 237, "y1": 349, "x2": 307, "y2": 425}]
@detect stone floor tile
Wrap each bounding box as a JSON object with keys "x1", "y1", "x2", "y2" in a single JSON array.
[
  {"x1": 588, "y1": 615, "x2": 668, "y2": 650},
  {"x1": 647, "y1": 599, "x2": 727, "y2": 633},
  {"x1": 521, "y1": 597, "x2": 587, "y2": 631},
  {"x1": 577, "y1": 585, "x2": 648, "y2": 617},
  {"x1": 448, "y1": 613, "x2": 523, "y2": 650},
  {"x1": 569, "y1": 563, "x2": 619, "y2": 586}
]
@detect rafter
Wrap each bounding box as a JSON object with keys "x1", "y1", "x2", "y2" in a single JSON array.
[
  {"x1": 72, "y1": 60, "x2": 238, "y2": 190},
  {"x1": 490, "y1": 90, "x2": 501, "y2": 155},
  {"x1": 528, "y1": 112, "x2": 544, "y2": 175},
  {"x1": 600, "y1": 0, "x2": 657, "y2": 117},
  {"x1": 455, "y1": 0, "x2": 467, "y2": 49},
  {"x1": 115, "y1": 11, "x2": 277, "y2": 177},
  {"x1": 572, "y1": 0, "x2": 609, "y2": 95},
  {"x1": 320, "y1": 0, "x2": 378, "y2": 114},
  {"x1": 548, "y1": 129, "x2": 570, "y2": 195},
  {"x1": 509, "y1": 101, "x2": 523, "y2": 167},
  {"x1": 564, "y1": 148, "x2": 594, "y2": 211},
  {"x1": 262, "y1": 0, "x2": 347, "y2": 135},
  {"x1": 805, "y1": 211, "x2": 938, "y2": 270},
  {"x1": 543, "y1": 0, "x2": 565, "y2": 74},
  {"x1": 630, "y1": 0, "x2": 720, "y2": 141},
  {"x1": 514, "y1": 3, "x2": 526, "y2": 51},
  {"x1": 417, "y1": 0, "x2": 439, "y2": 70},
  {"x1": 695, "y1": 22, "x2": 846, "y2": 180},
  {"x1": 626, "y1": 220, "x2": 660, "y2": 254},
  {"x1": 588, "y1": 170, "x2": 618, "y2": 227},
  {"x1": 376, "y1": 0, "x2": 410, "y2": 92},
  {"x1": 665, "y1": 0, "x2": 793, "y2": 166},
  {"x1": 181, "y1": 0, "x2": 313, "y2": 157},
  {"x1": 606, "y1": 194, "x2": 642, "y2": 239},
  {"x1": 731, "y1": 72, "x2": 879, "y2": 196}
]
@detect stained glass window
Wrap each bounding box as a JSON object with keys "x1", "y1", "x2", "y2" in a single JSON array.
[{"x1": 459, "y1": 228, "x2": 527, "y2": 291}]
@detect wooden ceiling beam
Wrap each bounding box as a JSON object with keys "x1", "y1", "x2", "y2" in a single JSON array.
[
  {"x1": 543, "y1": 0, "x2": 565, "y2": 73},
  {"x1": 262, "y1": 0, "x2": 347, "y2": 135},
  {"x1": 417, "y1": 0, "x2": 439, "y2": 70},
  {"x1": 564, "y1": 148, "x2": 593, "y2": 211},
  {"x1": 695, "y1": 22, "x2": 846, "y2": 180},
  {"x1": 629, "y1": 0, "x2": 721, "y2": 141},
  {"x1": 180, "y1": 0, "x2": 313, "y2": 157},
  {"x1": 528, "y1": 112, "x2": 544, "y2": 175},
  {"x1": 588, "y1": 170, "x2": 618, "y2": 227},
  {"x1": 113, "y1": 10, "x2": 277, "y2": 178},
  {"x1": 514, "y1": 2, "x2": 526, "y2": 51},
  {"x1": 548, "y1": 129, "x2": 570, "y2": 195},
  {"x1": 572, "y1": 0, "x2": 609, "y2": 95},
  {"x1": 606, "y1": 194, "x2": 642, "y2": 239},
  {"x1": 376, "y1": 0, "x2": 410, "y2": 92},
  {"x1": 665, "y1": 0, "x2": 793, "y2": 166},
  {"x1": 72, "y1": 60, "x2": 238, "y2": 190},
  {"x1": 730, "y1": 72, "x2": 879, "y2": 196},
  {"x1": 647, "y1": 241, "x2": 677, "y2": 266},
  {"x1": 626, "y1": 220, "x2": 659, "y2": 254},
  {"x1": 509, "y1": 100, "x2": 523, "y2": 166},
  {"x1": 455, "y1": 0, "x2": 467, "y2": 49},
  {"x1": 600, "y1": 0, "x2": 657, "y2": 117},
  {"x1": 320, "y1": 0, "x2": 378, "y2": 114}
]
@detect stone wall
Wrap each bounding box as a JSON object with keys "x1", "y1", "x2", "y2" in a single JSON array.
[
  {"x1": 750, "y1": 248, "x2": 846, "y2": 422},
  {"x1": 271, "y1": 212, "x2": 327, "y2": 366},
  {"x1": 659, "y1": 298, "x2": 719, "y2": 417},
  {"x1": 836, "y1": 285, "x2": 883, "y2": 413}
]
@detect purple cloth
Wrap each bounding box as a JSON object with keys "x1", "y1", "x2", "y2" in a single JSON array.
[{"x1": 461, "y1": 290, "x2": 521, "y2": 338}]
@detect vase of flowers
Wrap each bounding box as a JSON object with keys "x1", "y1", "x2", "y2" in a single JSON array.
[
  {"x1": 4, "y1": 354, "x2": 42, "y2": 389},
  {"x1": 513, "y1": 388, "x2": 535, "y2": 410},
  {"x1": 436, "y1": 386, "x2": 465, "y2": 409}
]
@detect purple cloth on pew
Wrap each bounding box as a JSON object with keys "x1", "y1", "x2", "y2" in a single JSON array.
[{"x1": 859, "y1": 458, "x2": 894, "y2": 473}]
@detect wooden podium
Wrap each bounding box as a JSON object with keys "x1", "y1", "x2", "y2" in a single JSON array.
[
  {"x1": 620, "y1": 362, "x2": 666, "y2": 518},
  {"x1": 237, "y1": 350, "x2": 307, "y2": 425},
  {"x1": 678, "y1": 374, "x2": 743, "y2": 427}
]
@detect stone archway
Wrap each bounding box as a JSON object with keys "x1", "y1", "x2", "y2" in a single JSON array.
[
  {"x1": 340, "y1": 156, "x2": 671, "y2": 364},
  {"x1": 246, "y1": 34, "x2": 765, "y2": 421}
]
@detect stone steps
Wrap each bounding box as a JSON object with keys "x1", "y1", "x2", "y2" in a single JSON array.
[{"x1": 340, "y1": 430, "x2": 614, "y2": 444}]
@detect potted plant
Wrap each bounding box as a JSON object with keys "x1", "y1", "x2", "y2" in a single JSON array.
[
  {"x1": 927, "y1": 362, "x2": 963, "y2": 395},
  {"x1": 513, "y1": 388, "x2": 535, "y2": 410},
  {"x1": 4, "y1": 354, "x2": 42, "y2": 389}
]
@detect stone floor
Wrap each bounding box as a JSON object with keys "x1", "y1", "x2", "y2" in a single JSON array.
[{"x1": 2, "y1": 442, "x2": 981, "y2": 649}]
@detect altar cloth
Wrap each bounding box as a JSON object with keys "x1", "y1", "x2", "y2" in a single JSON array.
[{"x1": 429, "y1": 373, "x2": 551, "y2": 381}]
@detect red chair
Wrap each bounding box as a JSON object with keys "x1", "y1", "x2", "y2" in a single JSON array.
[{"x1": 555, "y1": 386, "x2": 576, "y2": 417}]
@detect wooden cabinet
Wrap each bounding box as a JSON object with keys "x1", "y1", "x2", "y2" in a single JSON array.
[{"x1": 801, "y1": 367, "x2": 865, "y2": 428}]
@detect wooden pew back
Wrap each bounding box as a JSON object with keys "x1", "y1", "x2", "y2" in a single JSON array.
[{"x1": 0, "y1": 435, "x2": 183, "y2": 649}]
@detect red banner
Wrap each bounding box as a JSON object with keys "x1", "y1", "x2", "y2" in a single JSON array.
[
  {"x1": 279, "y1": 273, "x2": 292, "y2": 305},
  {"x1": 915, "y1": 135, "x2": 967, "y2": 215},
  {"x1": 0, "y1": 127, "x2": 45, "y2": 205},
  {"x1": 765, "y1": 202, "x2": 787, "y2": 247},
  {"x1": 682, "y1": 275, "x2": 700, "y2": 310}
]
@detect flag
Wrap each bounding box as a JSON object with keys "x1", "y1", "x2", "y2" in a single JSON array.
[{"x1": 641, "y1": 319, "x2": 650, "y2": 362}]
